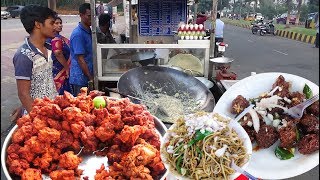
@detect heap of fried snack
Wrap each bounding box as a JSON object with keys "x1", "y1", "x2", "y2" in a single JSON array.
[{"x1": 6, "y1": 87, "x2": 166, "y2": 180}]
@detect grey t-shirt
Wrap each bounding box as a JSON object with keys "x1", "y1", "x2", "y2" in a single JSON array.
[{"x1": 13, "y1": 37, "x2": 58, "y2": 100}]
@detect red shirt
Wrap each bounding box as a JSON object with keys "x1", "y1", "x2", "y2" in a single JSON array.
[{"x1": 196, "y1": 15, "x2": 207, "y2": 25}]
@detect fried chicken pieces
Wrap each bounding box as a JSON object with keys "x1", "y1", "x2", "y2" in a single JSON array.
[{"x1": 6, "y1": 88, "x2": 166, "y2": 180}]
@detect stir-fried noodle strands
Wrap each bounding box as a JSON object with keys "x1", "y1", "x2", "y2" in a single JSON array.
[
  {"x1": 163, "y1": 113, "x2": 249, "y2": 180},
  {"x1": 133, "y1": 82, "x2": 200, "y2": 123}
]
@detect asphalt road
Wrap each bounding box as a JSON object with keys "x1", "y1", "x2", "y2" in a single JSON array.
[
  {"x1": 1, "y1": 17, "x2": 319, "y2": 180},
  {"x1": 223, "y1": 24, "x2": 319, "y2": 85}
]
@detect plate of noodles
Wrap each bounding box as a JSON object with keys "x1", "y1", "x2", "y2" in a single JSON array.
[{"x1": 161, "y1": 112, "x2": 252, "y2": 180}]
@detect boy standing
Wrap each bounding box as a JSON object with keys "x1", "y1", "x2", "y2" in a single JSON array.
[
  {"x1": 13, "y1": 5, "x2": 58, "y2": 113},
  {"x1": 69, "y1": 3, "x2": 93, "y2": 96}
]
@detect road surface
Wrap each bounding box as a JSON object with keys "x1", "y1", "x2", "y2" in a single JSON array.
[{"x1": 224, "y1": 24, "x2": 319, "y2": 85}]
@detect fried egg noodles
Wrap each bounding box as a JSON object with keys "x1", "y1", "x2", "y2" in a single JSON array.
[{"x1": 163, "y1": 113, "x2": 249, "y2": 180}]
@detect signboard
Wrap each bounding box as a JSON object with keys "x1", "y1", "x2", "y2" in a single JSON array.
[{"x1": 139, "y1": 0, "x2": 187, "y2": 36}]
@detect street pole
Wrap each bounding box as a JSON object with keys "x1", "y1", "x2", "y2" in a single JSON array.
[
  {"x1": 194, "y1": 3, "x2": 198, "y2": 22},
  {"x1": 239, "y1": 0, "x2": 242, "y2": 19},
  {"x1": 209, "y1": 0, "x2": 218, "y2": 58},
  {"x1": 90, "y1": 0, "x2": 99, "y2": 90},
  {"x1": 47, "y1": 0, "x2": 57, "y2": 11}
]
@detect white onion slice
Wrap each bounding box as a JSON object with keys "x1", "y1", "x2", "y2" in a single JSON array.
[
  {"x1": 268, "y1": 86, "x2": 279, "y2": 96},
  {"x1": 249, "y1": 109, "x2": 260, "y2": 133}
]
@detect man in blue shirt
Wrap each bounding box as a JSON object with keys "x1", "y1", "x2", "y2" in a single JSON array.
[{"x1": 69, "y1": 3, "x2": 93, "y2": 96}]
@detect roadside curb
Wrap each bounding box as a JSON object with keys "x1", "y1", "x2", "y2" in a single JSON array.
[{"x1": 225, "y1": 22, "x2": 316, "y2": 44}]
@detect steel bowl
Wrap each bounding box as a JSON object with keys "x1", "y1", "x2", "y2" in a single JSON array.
[
  {"x1": 195, "y1": 77, "x2": 214, "y2": 89},
  {"x1": 210, "y1": 57, "x2": 234, "y2": 69}
]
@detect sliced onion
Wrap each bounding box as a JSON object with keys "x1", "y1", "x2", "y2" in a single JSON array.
[
  {"x1": 249, "y1": 109, "x2": 260, "y2": 133},
  {"x1": 268, "y1": 86, "x2": 279, "y2": 96},
  {"x1": 271, "y1": 104, "x2": 288, "y2": 111},
  {"x1": 263, "y1": 115, "x2": 272, "y2": 126}
]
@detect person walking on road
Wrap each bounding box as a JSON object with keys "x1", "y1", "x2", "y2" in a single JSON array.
[
  {"x1": 50, "y1": 16, "x2": 73, "y2": 95},
  {"x1": 69, "y1": 3, "x2": 93, "y2": 96},
  {"x1": 12, "y1": 5, "x2": 58, "y2": 114}
]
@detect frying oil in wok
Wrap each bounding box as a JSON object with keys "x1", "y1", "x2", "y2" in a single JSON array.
[{"x1": 134, "y1": 82, "x2": 201, "y2": 123}]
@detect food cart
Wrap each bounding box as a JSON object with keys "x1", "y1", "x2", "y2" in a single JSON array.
[{"x1": 89, "y1": 0, "x2": 221, "y2": 92}]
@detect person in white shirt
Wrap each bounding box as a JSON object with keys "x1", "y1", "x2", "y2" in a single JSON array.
[
  {"x1": 214, "y1": 13, "x2": 224, "y2": 57},
  {"x1": 215, "y1": 12, "x2": 224, "y2": 41}
]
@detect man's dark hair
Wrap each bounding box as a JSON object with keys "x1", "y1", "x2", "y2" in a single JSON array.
[
  {"x1": 20, "y1": 5, "x2": 57, "y2": 34},
  {"x1": 55, "y1": 16, "x2": 62, "y2": 23},
  {"x1": 217, "y1": 12, "x2": 221, "y2": 19},
  {"x1": 79, "y1": 3, "x2": 91, "y2": 14},
  {"x1": 99, "y1": 13, "x2": 111, "y2": 27}
]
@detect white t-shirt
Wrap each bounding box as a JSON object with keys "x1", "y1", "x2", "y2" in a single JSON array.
[{"x1": 215, "y1": 19, "x2": 224, "y2": 38}]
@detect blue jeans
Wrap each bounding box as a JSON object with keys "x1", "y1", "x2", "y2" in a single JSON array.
[{"x1": 72, "y1": 84, "x2": 86, "y2": 97}]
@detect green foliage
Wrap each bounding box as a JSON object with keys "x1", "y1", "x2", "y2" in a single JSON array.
[
  {"x1": 217, "y1": 0, "x2": 230, "y2": 11},
  {"x1": 197, "y1": 0, "x2": 213, "y2": 12},
  {"x1": 308, "y1": 0, "x2": 319, "y2": 13},
  {"x1": 259, "y1": 0, "x2": 277, "y2": 19},
  {"x1": 196, "y1": 0, "x2": 230, "y2": 12},
  {"x1": 299, "y1": 4, "x2": 309, "y2": 22},
  {"x1": 232, "y1": 0, "x2": 254, "y2": 17}
]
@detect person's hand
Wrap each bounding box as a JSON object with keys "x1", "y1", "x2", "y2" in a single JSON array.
[
  {"x1": 64, "y1": 67, "x2": 70, "y2": 78},
  {"x1": 89, "y1": 75, "x2": 94, "y2": 81},
  {"x1": 88, "y1": 79, "x2": 94, "y2": 91},
  {"x1": 10, "y1": 106, "x2": 23, "y2": 123}
]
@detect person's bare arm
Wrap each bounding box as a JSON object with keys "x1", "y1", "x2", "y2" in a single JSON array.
[
  {"x1": 16, "y1": 79, "x2": 33, "y2": 113},
  {"x1": 54, "y1": 50, "x2": 69, "y2": 76},
  {"x1": 10, "y1": 105, "x2": 23, "y2": 122},
  {"x1": 54, "y1": 50, "x2": 68, "y2": 68},
  {"x1": 77, "y1": 55, "x2": 93, "y2": 80}
]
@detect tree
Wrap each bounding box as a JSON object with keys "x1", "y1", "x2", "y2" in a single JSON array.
[
  {"x1": 295, "y1": 0, "x2": 303, "y2": 25},
  {"x1": 217, "y1": 0, "x2": 229, "y2": 11},
  {"x1": 48, "y1": 0, "x2": 57, "y2": 11},
  {"x1": 308, "y1": 0, "x2": 319, "y2": 13},
  {"x1": 299, "y1": 4, "x2": 308, "y2": 22},
  {"x1": 277, "y1": 0, "x2": 294, "y2": 27},
  {"x1": 285, "y1": 0, "x2": 292, "y2": 27},
  {"x1": 253, "y1": 0, "x2": 258, "y2": 13},
  {"x1": 259, "y1": 0, "x2": 277, "y2": 20}
]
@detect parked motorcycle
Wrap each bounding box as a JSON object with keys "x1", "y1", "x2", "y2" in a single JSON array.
[
  {"x1": 251, "y1": 20, "x2": 264, "y2": 34},
  {"x1": 259, "y1": 20, "x2": 276, "y2": 36},
  {"x1": 215, "y1": 41, "x2": 228, "y2": 57},
  {"x1": 251, "y1": 20, "x2": 276, "y2": 36}
]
